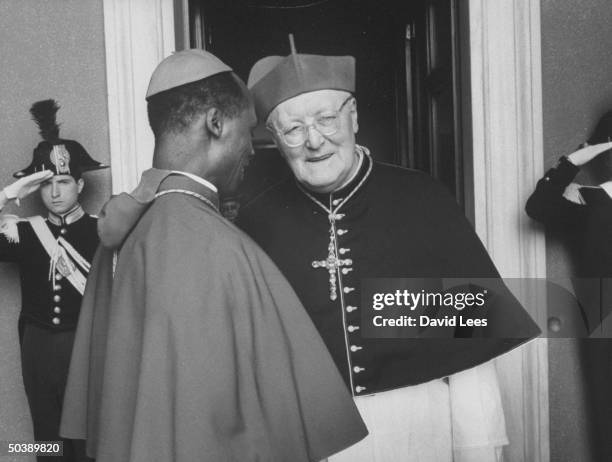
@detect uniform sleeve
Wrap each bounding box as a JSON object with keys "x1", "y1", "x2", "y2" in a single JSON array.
[{"x1": 525, "y1": 156, "x2": 586, "y2": 228}]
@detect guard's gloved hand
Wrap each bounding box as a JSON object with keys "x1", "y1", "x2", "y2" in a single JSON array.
[
  {"x1": 567, "y1": 141, "x2": 612, "y2": 167},
  {"x1": 3, "y1": 170, "x2": 54, "y2": 205}
]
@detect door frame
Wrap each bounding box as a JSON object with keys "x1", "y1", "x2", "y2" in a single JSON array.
[
  {"x1": 102, "y1": 0, "x2": 176, "y2": 193},
  {"x1": 467, "y1": 0, "x2": 548, "y2": 461},
  {"x1": 102, "y1": 1, "x2": 549, "y2": 459}
]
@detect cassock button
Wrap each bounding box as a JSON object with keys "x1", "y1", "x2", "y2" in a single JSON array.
[
  {"x1": 53, "y1": 295, "x2": 61, "y2": 303},
  {"x1": 346, "y1": 305, "x2": 358, "y2": 313},
  {"x1": 332, "y1": 198, "x2": 343, "y2": 206},
  {"x1": 52, "y1": 317, "x2": 61, "y2": 325},
  {"x1": 350, "y1": 345, "x2": 363, "y2": 352},
  {"x1": 344, "y1": 287, "x2": 355, "y2": 294},
  {"x1": 337, "y1": 229, "x2": 348, "y2": 236},
  {"x1": 53, "y1": 306, "x2": 61, "y2": 314},
  {"x1": 55, "y1": 274, "x2": 63, "y2": 281},
  {"x1": 347, "y1": 325, "x2": 360, "y2": 333},
  {"x1": 353, "y1": 366, "x2": 365, "y2": 373},
  {"x1": 342, "y1": 268, "x2": 353, "y2": 275},
  {"x1": 355, "y1": 386, "x2": 366, "y2": 393},
  {"x1": 54, "y1": 284, "x2": 62, "y2": 291},
  {"x1": 60, "y1": 228, "x2": 67, "y2": 235},
  {"x1": 339, "y1": 248, "x2": 350, "y2": 255}
]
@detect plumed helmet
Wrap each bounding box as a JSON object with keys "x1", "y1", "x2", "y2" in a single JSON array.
[{"x1": 14, "y1": 99, "x2": 108, "y2": 179}]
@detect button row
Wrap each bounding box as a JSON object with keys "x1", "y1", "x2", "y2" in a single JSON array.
[
  {"x1": 52, "y1": 279, "x2": 63, "y2": 325},
  {"x1": 335, "y1": 223, "x2": 362, "y2": 393}
]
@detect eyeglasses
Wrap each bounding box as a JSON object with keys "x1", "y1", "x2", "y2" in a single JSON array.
[{"x1": 269, "y1": 96, "x2": 354, "y2": 147}]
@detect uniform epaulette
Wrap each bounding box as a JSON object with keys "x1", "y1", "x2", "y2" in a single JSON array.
[{"x1": 0, "y1": 214, "x2": 28, "y2": 243}]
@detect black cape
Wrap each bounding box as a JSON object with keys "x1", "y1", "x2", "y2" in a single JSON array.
[{"x1": 239, "y1": 152, "x2": 540, "y2": 395}]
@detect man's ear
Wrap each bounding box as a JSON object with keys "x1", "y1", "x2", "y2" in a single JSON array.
[
  {"x1": 77, "y1": 178, "x2": 84, "y2": 194},
  {"x1": 205, "y1": 107, "x2": 224, "y2": 139},
  {"x1": 349, "y1": 98, "x2": 359, "y2": 134}
]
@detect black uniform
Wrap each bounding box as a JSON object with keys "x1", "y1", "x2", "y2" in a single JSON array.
[
  {"x1": 0, "y1": 207, "x2": 98, "y2": 461},
  {"x1": 526, "y1": 156, "x2": 612, "y2": 278},
  {"x1": 238, "y1": 150, "x2": 540, "y2": 396},
  {"x1": 526, "y1": 156, "x2": 612, "y2": 460}
]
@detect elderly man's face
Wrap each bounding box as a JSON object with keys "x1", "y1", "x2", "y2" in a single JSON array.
[{"x1": 269, "y1": 89, "x2": 359, "y2": 194}]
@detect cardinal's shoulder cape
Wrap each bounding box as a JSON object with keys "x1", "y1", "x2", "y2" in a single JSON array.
[{"x1": 61, "y1": 173, "x2": 367, "y2": 462}]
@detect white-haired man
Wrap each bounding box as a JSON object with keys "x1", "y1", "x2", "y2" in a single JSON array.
[{"x1": 238, "y1": 47, "x2": 540, "y2": 462}]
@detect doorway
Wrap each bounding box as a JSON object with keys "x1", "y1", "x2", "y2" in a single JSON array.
[{"x1": 189, "y1": 0, "x2": 468, "y2": 205}]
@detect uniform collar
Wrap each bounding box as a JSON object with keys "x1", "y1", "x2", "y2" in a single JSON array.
[{"x1": 48, "y1": 204, "x2": 85, "y2": 226}]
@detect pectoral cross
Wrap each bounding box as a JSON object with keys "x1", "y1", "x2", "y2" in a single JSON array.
[{"x1": 312, "y1": 227, "x2": 352, "y2": 301}]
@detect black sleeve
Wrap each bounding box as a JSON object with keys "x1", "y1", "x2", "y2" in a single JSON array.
[
  {"x1": 525, "y1": 156, "x2": 587, "y2": 228},
  {"x1": 0, "y1": 219, "x2": 23, "y2": 262}
]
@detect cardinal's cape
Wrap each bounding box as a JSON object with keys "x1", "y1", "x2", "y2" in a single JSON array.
[{"x1": 60, "y1": 171, "x2": 367, "y2": 462}]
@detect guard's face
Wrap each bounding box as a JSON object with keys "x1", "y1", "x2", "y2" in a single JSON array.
[
  {"x1": 269, "y1": 89, "x2": 359, "y2": 194},
  {"x1": 40, "y1": 175, "x2": 83, "y2": 215},
  {"x1": 219, "y1": 103, "x2": 257, "y2": 195}
]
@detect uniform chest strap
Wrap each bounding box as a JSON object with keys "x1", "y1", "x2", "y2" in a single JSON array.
[{"x1": 27, "y1": 216, "x2": 90, "y2": 295}]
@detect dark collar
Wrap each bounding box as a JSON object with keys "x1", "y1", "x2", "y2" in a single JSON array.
[{"x1": 48, "y1": 204, "x2": 85, "y2": 226}]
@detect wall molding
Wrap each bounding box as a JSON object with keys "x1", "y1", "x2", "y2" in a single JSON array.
[
  {"x1": 468, "y1": 0, "x2": 548, "y2": 461},
  {"x1": 103, "y1": 0, "x2": 175, "y2": 194}
]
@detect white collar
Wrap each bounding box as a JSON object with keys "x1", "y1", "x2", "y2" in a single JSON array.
[{"x1": 170, "y1": 170, "x2": 218, "y2": 193}]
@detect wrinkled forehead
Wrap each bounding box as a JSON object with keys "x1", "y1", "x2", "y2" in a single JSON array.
[{"x1": 269, "y1": 89, "x2": 353, "y2": 125}]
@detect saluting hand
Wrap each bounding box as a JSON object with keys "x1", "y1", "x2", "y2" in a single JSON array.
[
  {"x1": 567, "y1": 141, "x2": 612, "y2": 167},
  {"x1": 1, "y1": 170, "x2": 54, "y2": 207}
]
